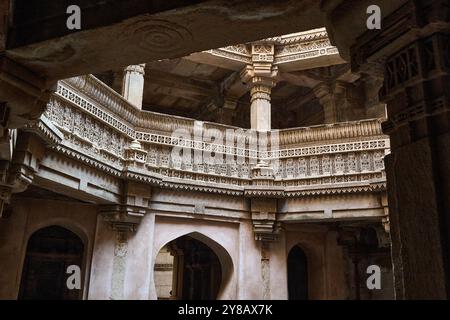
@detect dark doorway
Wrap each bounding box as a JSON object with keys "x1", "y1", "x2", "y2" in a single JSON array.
[
  {"x1": 155, "y1": 235, "x2": 222, "y2": 300},
  {"x1": 288, "y1": 245, "x2": 308, "y2": 300},
  {"x1": 18, "y1": 226, "x2": 84, "y2": 300}
]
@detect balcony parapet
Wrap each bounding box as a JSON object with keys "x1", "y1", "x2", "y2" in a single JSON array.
[{"x1": 27, "y1": 75, "x2": 390, "y2": 197}]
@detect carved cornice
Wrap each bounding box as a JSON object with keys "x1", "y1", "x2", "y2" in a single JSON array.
[
  {"x1": 206, "y1": 28, "x2": 341, "y2": 68},
  {"x1": 208, "y1": 44, "x2": 252, "y2": 64},
  {"x1": 23, "y1": 115, "x2": 63, "y2": 146}
]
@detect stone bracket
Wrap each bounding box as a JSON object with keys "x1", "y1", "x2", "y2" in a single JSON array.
[
  {"x1": 99, "y1": 204, "x2": 146, "y2": 233},
  {"x1": 100, "y1": 180, "x2": 151, "y2": 232},
  {"x1": 0, "y1": 55, "x2": 56, "y2": 128},
  {"x1": 252, "y1": 211, "x2": 281, "y2": 242},
  {"x1": 250, "y1": 198, "x2": 280, "y2": 242}
]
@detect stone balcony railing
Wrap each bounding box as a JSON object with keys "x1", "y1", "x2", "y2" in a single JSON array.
[{"x1": 29, "y1": 74, "x2": 389, "y2": 197}]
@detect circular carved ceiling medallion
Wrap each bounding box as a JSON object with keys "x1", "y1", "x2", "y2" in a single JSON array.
[{"x1": 127, "y1": 19, "x2": 193, "y2": 54}]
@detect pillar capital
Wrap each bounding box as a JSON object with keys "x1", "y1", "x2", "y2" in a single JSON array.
[
  {"x1": 240, "y1": 65, "x2": 278, "y2": 88},
  {"x1": 313, "y1": 82, "x2": 332, "y2": 99},
  {"x1": 124, "y1": 63, "x2": 146, "y2": 75}
]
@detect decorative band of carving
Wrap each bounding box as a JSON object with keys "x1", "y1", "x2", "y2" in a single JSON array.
[
  {"x1": 250, "y1": 85, "x2": 272, "y2": 102},
  {"x1": 382, "y1": 96, "x2": 450, "y2": 134}
]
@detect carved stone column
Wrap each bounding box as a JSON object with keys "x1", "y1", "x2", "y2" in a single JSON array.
[
  {"x1": 313, "y1": 83, "x2": 338, "y2": 124},
  {"x1": 241, "y1": 43, "x2": 278, "y2": 132},
  {"x1": 218, "y1": 98, "x2": 238, "y2": 125},
  {"x1": 122, "y1": 64, "x2": 145, "y2": 109},
  {"x1": 347, "y1": 0, "x2": 450, "y2": 299}
]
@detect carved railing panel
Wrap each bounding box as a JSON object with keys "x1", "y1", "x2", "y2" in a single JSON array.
[{"x1": 33, "y1": 75, "x2": 390, "y2": 196}]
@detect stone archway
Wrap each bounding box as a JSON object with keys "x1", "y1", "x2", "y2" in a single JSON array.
[
  {"x1": 18, "y1": 225, "x2": 84, "y2": 300},
  {"x1": 287, "y1": 245, "x2": 308, "y2": 300},
  {"x1": 153, "y1": 232, "x2": 233, "y2": 300}
]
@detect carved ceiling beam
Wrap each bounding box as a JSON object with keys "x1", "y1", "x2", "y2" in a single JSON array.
[
  {"x1": 183, "y1": 52, "x2": 245, "y2": 71},
  {"x1": 6, "y1": 1, "x2": 325, "y2": 81},
  {"x1": 277, "y1": 71, "x2": 321, "y2": 88},
  {"x1": 220, "y1": 70, "x2": 249, "y2": 100},
  {"x1": 146, "y1": 83, "x2": 212, "y2": 104},
  {"x1": 145, "y1": 69, "x2": 218, "y2": 99},
  {"x1": 283, "y1": 89, "x2": 316, "y2": 112}
]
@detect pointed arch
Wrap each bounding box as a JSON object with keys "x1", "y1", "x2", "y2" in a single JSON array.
[
  {"x1": 19, "y1": 225, "x2": 85, "y2": 300},
  {"x1": 154, "y1": 231, "x2": 234, "y2": 300}
]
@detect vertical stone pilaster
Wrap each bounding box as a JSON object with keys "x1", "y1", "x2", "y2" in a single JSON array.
[
  {"x1": 111, "y1": 230, "x2": 128, "y2": 300},
  {"x1": 380, "y1": 31, "x2": 450, "y2": 300},
  {"x1": 96, "y1": 181, "x2": 151, "y2": 299},
  {"x1": 248, "y1": 196, "x2": 281, "y2": 300},
  {"x1": 261, "y1": 241, "x2": 271, "y2": 300},
  {"x1": 122, "y1": 64, "x2": 145, "y2": 109},
  {"x1": 345, "y1": 0, "x2": 450, "y2": 299}
]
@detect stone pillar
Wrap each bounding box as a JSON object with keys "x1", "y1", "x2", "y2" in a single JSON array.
[
  {"x1": 348, "y1": 1, "x2": 450, "y2": 299},
  {"x1": 122, "y1": 64, "x2": 145, "y2": 109},
  {"x1": 313, "y1": 83, "x2": 338, "y2": 124},
  {"x1": 382, "y1": 33, "x2": 450, "y2": 299},
  {"x1": 218, "y1": 98, "x2": 238, "y2": 125},
  {"x1": 241, "y1": 43, "x2": 278, "y2": 132},
  {"x1": 249, "y1": 79, "x2": 276, "y2": 132}
]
